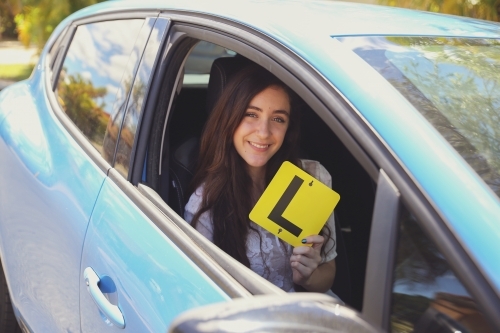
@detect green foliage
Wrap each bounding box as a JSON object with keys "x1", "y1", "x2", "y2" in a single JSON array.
[
  {"x1": 391, "y1": 293, "x2": 431, "y2": 331},
  {"x1": 4, "y1": 0, "x2": 105, "y2": 49},
  {"x1": 379, "y1": 0, "x2": 500, "y2": 21},
  {"x1": 385, "y1": 37, "x2": 500, "y2": 196},
  {"x1": 0, "y1": 0, "x2": 20, "y2": 39},
  {"x1": 0, "y1": 63, "x2": 35, "y2": 80}
]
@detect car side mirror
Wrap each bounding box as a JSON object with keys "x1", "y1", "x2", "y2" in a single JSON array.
[{"x1": 168, "y1": 293, "x2": 384, "y2": 333}]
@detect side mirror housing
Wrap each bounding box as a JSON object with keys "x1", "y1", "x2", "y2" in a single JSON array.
[{"x1": 168, "y1": 293, "x2": 383, "y2": 333}]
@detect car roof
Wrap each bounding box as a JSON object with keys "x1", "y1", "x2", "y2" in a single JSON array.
[{"x1": 77, "y1": 0, "x2": 500, "y2": 38}]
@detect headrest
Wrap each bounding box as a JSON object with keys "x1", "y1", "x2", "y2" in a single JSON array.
[{"x1": 206, "y1": 55, "x2": 252, "y2": 115}]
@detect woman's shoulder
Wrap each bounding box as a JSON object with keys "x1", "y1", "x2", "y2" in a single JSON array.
[
  {"x1": 299, "y1": 159, "x2": 332, "y2": 187},
  {"x1": 185, "y1": 184, "x2": 205, "y2": 214}
]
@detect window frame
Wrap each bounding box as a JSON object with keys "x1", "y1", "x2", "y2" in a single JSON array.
[{"x1": 363, "y1": 169, "x2": 400, "y2": 331}]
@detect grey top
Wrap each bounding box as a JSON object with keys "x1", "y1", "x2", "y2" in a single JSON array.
[{"x1": 184, "y1": 159, "x2": 337, "y2": 292}]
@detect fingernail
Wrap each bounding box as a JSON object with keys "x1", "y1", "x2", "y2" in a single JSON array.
[{"x1": 301, "y1": 239, "x2": 307, "y2": 244}]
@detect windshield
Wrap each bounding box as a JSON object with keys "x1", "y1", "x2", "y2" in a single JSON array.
[{"x1": 340, "y1": 36, "x2": 500, "y2": 198}]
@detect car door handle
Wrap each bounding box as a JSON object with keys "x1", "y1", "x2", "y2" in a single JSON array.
[{"x1": 84, "y1": 267, "x2": 125, "y2": 329}]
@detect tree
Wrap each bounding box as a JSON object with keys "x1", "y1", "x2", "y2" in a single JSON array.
[
  {"x1": 0, "y1": 0, "x2": 21, "y2": 39},
  {"x1": 384, "y1": 37, "x2": 500, "y2": 197},
  {"x1": 379, "y1": 0, "x2": 500, "y2": 22},
  {"x1": 8, "y1": 0, "x2": 105, "y2": 49}
]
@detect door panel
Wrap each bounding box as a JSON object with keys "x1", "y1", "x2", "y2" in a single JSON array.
[
  {"x1": 0, "y1": 83, "x2": 106, "y2": 332},
  {"x1": 79, "y1": 175, "x2": 229, "y2": 332}
]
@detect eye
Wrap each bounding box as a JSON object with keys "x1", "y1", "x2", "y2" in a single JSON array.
[
  {"x1": 273, "y1": 117, "x2": 286, "y2": 123},
  {"x1": 245, "y1": 112, "x2": 258, "y2": 118}
]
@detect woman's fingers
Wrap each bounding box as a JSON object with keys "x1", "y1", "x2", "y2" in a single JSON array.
[
  {"x1": 291, "y1": 261, "x2": 314, "y2": 283},
  {"x1": 290, "y1": 252, "x2": 318, "y2": 268},
  {"x1": 299, "y1": 235, "x2": 324, "y2": 251},
  {"x1": 291, "y1": 234, "x2": 325, "y2": 285},
  {"x1": 294, "y1": 235, "x2": 324, "y2": 255}
]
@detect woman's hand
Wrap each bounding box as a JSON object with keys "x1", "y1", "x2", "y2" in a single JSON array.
[
  {"x1": 290, "y1": 235, "x2": 324, "y2": 285},
  {"x1": 290, "y1": 235, "x2": 336, "y2": 292}
]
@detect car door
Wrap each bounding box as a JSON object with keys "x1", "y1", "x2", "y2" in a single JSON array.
[{"x1": 0, "y1": 54, "x2": 106, "y2": 332}]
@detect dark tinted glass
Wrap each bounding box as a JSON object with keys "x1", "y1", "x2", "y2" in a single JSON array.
[
  {"x1": 341, "y1": 37, "x2": 500, "y2": 198},
  {"x1": 56, "y1": 19, "x2": 144, "y2": 153},
  {"x1": 391, "y1": 205, "x2": 494, "y2": 333}
]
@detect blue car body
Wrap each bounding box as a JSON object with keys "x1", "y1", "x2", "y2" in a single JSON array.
[{"x1": 0, "y1": 0, "x2": 499, "y2": 332}]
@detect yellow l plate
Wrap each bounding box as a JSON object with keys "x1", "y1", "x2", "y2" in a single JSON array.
[{"x1": 249, "y1": 161, "x2": 340, "y2": 247}]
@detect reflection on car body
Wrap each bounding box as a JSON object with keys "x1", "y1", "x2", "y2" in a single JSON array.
[{"x1": 0, "y1": 0, "x2": 499, "y2": 332}]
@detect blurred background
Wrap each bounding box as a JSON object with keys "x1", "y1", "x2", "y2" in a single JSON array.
[
  {"x1": 0, "y1": 0, "x2": 499, "y2": 87},
  {"x1": 0, "y1": 0, "x2": 106, "y2": 88}
]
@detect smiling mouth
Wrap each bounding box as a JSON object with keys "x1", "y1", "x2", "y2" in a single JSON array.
[{"x1": 249, "y1": 142, "x2": 270, "y2": 149}]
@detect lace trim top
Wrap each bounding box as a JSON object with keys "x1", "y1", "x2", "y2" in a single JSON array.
[{"x1": 184, "y1": 159, "x2": 337, "y2": 292}]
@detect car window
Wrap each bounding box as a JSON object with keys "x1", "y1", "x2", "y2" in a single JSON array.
[
  {"x1": 183, "y1": 41, "x2": 236, "y2": 86},
  {"x1": 55, "y1": 19, "x2": 144, "y2": 154},
  {"x1": 391, "y1": 204, "x2": 495, "y2": 333},
  {"x1": 341, "y1": 37, "x2": 500, "y2": 199}
]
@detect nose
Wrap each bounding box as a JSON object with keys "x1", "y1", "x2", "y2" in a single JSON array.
[{"x1": 256, "y1": 119, "x2": 271, "y2": 138}]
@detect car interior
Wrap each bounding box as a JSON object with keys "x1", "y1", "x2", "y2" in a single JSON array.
[{"x1": 144, "y1": 40, "x2": 377, "y2": 311}]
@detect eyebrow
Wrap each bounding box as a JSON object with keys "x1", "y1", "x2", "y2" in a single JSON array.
[{"x1": 247, "y1": 105, "x2": 290, "y2": 117}]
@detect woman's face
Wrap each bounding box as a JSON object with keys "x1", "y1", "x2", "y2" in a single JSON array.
[{"x1": 233, "y1": 85, "x2": 290, "y2": 178}]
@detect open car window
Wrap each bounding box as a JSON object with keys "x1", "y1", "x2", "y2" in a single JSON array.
[{"x1": 138, "y1": 35, "x2": 376, "y2": 308}]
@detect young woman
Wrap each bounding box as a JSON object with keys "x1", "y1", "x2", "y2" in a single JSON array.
[{"x1": 184, "y1": 63, "x2": 337, "y2": 293}]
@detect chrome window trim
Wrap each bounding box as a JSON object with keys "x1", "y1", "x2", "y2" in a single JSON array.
[{"x1": 71, "y1": 11, "x2": 157, "y2": 26}]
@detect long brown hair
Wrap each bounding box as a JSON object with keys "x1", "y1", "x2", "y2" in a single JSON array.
[{"x1": 189, "y1": 64, "x2": 301, "y2": 266}]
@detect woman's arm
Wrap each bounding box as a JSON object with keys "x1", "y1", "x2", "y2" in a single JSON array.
[{"x1": 290, "y1": 235, "x2": 337, "y2": 292}]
